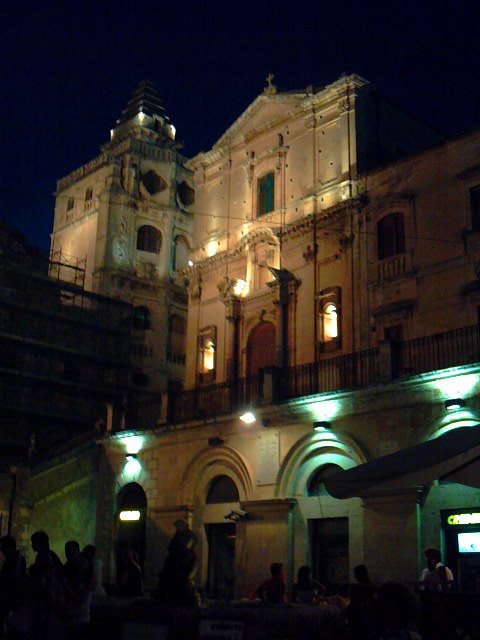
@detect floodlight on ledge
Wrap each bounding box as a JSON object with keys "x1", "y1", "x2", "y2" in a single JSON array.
[
  {"x1": 188, "y1": 260, "x2": 194, "y2": 267},
  {"x1": 445, "y1": 398, "x2": 465, "y2": 411},
  {"x1": 239, "y1": 411, "x2": 256, "y2": 425},
  {"x1": 125, "y1": 453, "x2": 138, "y2": 462},
  {"x1": 313, "y1": 421, "x2": 330, "y2": 432},
  {"x1": 119, "y1": 510, "x2": 140, "y2": 522}
]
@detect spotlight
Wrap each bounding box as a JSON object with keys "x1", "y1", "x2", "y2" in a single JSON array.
[
  {"x1": 445, "y1": 398, "x2": 465, "y2": 411},
  {"x1": 313, "y1": 421, "x2": 330, "y2": 432},
  {"x1": 239, "y1": 411, "x2": 256, "y2": 424},
  {"x1": 125, "y1": 453, "x2": 137, "y2": 462}
]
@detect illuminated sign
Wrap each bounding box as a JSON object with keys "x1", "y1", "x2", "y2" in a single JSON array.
[
  {"x1": 119, "y1": 510, "x2": 141, "y2": 522},
  {"x1": 447, "y1": 512, "x2": 480, "y2": 526}
]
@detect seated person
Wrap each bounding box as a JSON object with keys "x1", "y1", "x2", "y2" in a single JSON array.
[
  {"x1": 292, "y1": 566, "x2": 325, "y2": 605},
  {"x1": 256, "y1": 563, "x2": 287, "y2": 604}
]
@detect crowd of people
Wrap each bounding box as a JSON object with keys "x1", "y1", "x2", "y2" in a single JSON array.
[
  {"x1": 0, "y1": 524, "x2": 454, "y2": 640},
  {"x1": 0, "y1": 531, "x2": 109, "y2": 640}
]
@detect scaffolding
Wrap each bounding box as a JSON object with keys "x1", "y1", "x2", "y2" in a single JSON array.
[{"x1": 48, "y1": 250, "x2": 86, "y2": 288}]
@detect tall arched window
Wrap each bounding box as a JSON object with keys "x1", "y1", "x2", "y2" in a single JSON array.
[
  {"x1": 377, "y1": 212, "x2": 405, "y2": 260},
  {"x1": 173, "y1": 235, "x2": 190, "y2": 271},
  {"x1": 137, "y1": 225, "x2": 161, "y2": 253},
  {"x1": 317, "y1": 287, "x2": 341, "y2": 353}
]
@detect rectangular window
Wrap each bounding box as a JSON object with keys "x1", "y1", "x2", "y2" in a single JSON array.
[
  {"x1": 470, "y1": 185, "x2": 480, "y2": 231},
  {"x1": 257, "y1": 172, "x2": 275, "y2": 217},
  {"x1": 85, "y1": 187, "x2": 93, "y2": 201},
  {"x1": 66, "y1": 196, "x2": 74, "y2": 211},
  {"x1": 377, "y1": 212, "x2": 405, "y2": 260}
]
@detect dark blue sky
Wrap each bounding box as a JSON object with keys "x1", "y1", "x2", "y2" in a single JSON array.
[{"x1": 2, "y1": 0, "x2": 479, "y2": 252}]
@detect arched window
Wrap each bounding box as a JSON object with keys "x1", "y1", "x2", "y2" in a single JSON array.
[
  {"x1": 308, "y1": 464, "x2": 343, "y2": 497},
  {"x1": 198, "y1": 326, "x2": 216, "y2": 383},
  {"x1": 206, "y1": 475, "x2": 239, "y2": 504},
  {"x1": 173, "y1": 235, "x2": 190, "y2": 271},
  {"x1": 317, "y1": 287, "x2": 341, "y2": 353},
  {"x1": 137, "y1": 225, "x2": 161, "y2": 253},
  {"x1": 133, "y1": 306, "x2": 151, "y2": 330},
  {"x1": 377, "y1": 212, "x2": 405, "y2": 260}
]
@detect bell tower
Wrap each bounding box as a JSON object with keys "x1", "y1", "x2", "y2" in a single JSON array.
[{"x1": 51, "y1": 81, "x2": 193, "y2": 428}]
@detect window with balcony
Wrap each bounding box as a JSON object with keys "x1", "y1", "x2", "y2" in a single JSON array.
[
  {"x1": 137, "y1": 225, "x2": 161, "y2": 253},
  {"x1": 317, "y1": 287, "x2": 341, "y2": 353},
  {"x1": 257, "y1": 172, "x2": 275, "y2": 217},
  {"x1": 470, "y1": 185, "x2": 480, "y2": 231},
  {"x1": 377, "y1": 212, "x2": 405, "y2": 260}
]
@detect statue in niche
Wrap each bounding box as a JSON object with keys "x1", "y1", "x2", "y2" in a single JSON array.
[{"x1": 121, "y1": 154, "x2": 136, "y2": 194}]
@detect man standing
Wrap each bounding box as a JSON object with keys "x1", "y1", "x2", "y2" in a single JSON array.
[{"x1": 419, "y1": 547, "x2": 454, "y2": 591}]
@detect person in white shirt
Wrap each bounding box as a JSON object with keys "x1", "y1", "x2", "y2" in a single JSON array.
[{"x1": 419, "y1": 547, "x2": 454, "y2": 591}]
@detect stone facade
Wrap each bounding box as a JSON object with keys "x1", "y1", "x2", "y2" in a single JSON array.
[{"x1": 17, "y1": 75, "x2": 480, "y2": 597}]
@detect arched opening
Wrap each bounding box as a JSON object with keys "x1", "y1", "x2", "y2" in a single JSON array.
[
  {"x1": 116, "y1": 482, "x2": 147, "y2": 578},
  {"x1": 204, "y1": 475, "x2": 240, "y2": 600},
  {"x1": 137, "y1": 225, "x2": 161, "y2": 253},
  {"x1": 206, "y1": 475, "x2": 240, "y2": 504},
  {"x1": 246, "y1": 322, "x2": 276, "y2": 377},
  {"x1": 172, "y1": 235, "x2": 190, "y2": 272},
  {"x1": 308, "y1": 463, "x2": 343, "y2": 497}
]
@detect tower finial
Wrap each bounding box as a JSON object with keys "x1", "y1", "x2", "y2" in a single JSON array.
[{"x1": 264, "y1": 73, "x2": 276, "y2": 95}]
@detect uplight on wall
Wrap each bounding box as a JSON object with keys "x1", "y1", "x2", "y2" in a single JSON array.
[
  {"x1": 445, "y1": 398, "x2": 465, "y2": 411},
  {"x1": 240, "y1": 411, "x2": 256, "y2": 424}
]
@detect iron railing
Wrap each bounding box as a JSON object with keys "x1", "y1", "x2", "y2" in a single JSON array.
[{"x1": 171, "y1": 324, "x2": 480, "y2": 422}]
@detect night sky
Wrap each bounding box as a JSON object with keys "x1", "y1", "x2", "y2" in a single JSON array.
[{"x1": 2, "y1": 0, "x2": 480, "y2": 253}]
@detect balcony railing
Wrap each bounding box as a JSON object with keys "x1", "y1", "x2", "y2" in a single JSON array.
[{"x1": 170, "y1": 324, "x2": 480, "y2": 423}]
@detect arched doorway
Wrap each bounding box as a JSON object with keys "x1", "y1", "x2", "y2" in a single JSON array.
[
  {"x1": 246, "y1": 322, "x2": 276, "y2": 403},
  {"x1": 205, "y1": 475, "x2": 240, "y2": 600},
  {"x1": 246, "y1": 322, "x2": 276, "y2": 377},
  {"x1": 116, "y1": 482, "x2": 147, "y2": 575}
]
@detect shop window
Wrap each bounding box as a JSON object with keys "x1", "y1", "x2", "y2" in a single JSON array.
[
  {"x1": 470, "y1": 185, "x2": 480, "y2": 231},
  {"x1": 206, "y1": 475, "x2": 239, "y2": 504},
  {"x1": 377, "y1": 212, "x2": 405, "y2": 260},
  {"x1": 85, "y1": 187, "x2": 93, "y2": 201},
  {"x1": 198, "y1": 326, "x2": 216, "y2": 383},
  {"x1": 317, "y1": 287, "x2": 341, "y2": 353},
  {"x1": 133, "y1": 306, "x2": 151, "y2": 330},
  {"x1": 137, "y1": 225, "x2": 161, "y2": 253},
  {"x1": 172, "y1": 235, "x2": 190, "y2": 271},
  {"x1": 66, "y1": 196, "x2": 74, "y2": 211},
  {"x1": 257, "y1": 172, "x2": 275, "y2": 217}
]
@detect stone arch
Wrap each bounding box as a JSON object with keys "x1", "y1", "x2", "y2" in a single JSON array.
[
  {"x1": 180, "y1": 445, "x2": 254, "y2": 506},
  {"x1": 276, "y1": 430, "x2": 367, "y2": 498}
]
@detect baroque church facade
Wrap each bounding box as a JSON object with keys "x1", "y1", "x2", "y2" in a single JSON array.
[{"x1": 15, "y1": 75, "x2": 480, "y2": 598}]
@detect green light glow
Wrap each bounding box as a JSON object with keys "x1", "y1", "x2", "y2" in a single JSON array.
[
  {"x1": 123, "y1": 436, "x2": 143, "y2": 455},
  {"x1": 305, "y1": 399, "x2": 342, "y2": 422},
  {"x1": 124, "y1": 458, "x2": 142, "y2": 476},
  {"x1": 432, "y1": 373, "x2": 479, "y2": 398}
]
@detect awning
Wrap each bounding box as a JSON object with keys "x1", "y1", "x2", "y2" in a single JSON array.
[{"x1": 324, "y1": 427, "x2": 480, "y2": 499}]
